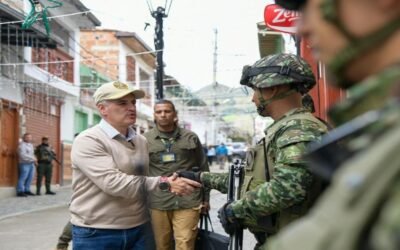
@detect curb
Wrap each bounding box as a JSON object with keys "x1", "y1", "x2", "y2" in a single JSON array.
[{"x1": 0, "y1": 203, "x2": 69, "y2": 221}]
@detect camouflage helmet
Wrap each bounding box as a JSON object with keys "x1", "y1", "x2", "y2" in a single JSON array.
[
  {"x1": 240, "y1": 53, "x2": 316, "y2": 94},
  {"x1": 275, "y1": 0, "x2": 307, "y2": 11}
]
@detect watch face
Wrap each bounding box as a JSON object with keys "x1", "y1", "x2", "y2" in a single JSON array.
[{"x1": 159, "y1": 181, "x2": 170, "y2": 191}]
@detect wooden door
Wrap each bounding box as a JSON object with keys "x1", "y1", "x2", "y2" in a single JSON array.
[
  {"x1": 0, "y1": 101, "x2": 19, "y2": 186},
  {"x1": 24, "y1": 93, "x2": 61, "y2": 184}
]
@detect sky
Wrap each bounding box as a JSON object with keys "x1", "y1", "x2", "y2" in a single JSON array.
[{"x1": 80, "y1": 0, "x2": 283, "y2": 91}]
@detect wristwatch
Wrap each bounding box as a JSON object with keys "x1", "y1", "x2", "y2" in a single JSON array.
[{"x1": 158, "y1": 176, "x2": 171, "y2": 192}]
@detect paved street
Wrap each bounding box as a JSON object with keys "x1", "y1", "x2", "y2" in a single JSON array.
[
  {"x1": 0, "y1": 206, "x2": 70, "y2": 250},
  {"x1": 0, "y1": 163, "x2": 257, "y2": 250}
]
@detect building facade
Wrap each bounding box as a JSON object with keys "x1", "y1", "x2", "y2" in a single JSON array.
[{"x1": 0, "y1": 0, "x2": 100, "y2": 188}]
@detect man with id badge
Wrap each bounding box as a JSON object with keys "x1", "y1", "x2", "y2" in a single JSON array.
[{"x1": 144, "y1": 100, "x2": 210, "y2": 250}]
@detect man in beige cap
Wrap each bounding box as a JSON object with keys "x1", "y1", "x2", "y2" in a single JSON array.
[{"x1": 69, "y1": 81, "x2": 202, "y2": 250}]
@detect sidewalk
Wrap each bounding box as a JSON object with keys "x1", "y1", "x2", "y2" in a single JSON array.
[{"x1": 0, "y1": 185, "x2": 72, "y2": 221}]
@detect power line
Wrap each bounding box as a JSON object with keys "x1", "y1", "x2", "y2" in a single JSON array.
[
  {"x1": 0, "y1": 50, "x2": 161, "y2": 66},
  {"x1": 0, "y1": 11, "x2": 92, "y2": 26}
]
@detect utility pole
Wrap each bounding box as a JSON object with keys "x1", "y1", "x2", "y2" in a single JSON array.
[
  {"x1": 211, "y1": 28, "x2": 218, "y2": 145},
  {"x1": 152, "y1": 7, "x2": 167, "y2": 100},
  {"x1": 213, "y1": 28, "x2": 218, "y2": 87}
]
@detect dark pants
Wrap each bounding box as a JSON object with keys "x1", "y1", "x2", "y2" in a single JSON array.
[
  {"x1": 72, "y1": 222, "x2": 155, "y2": 250},
  {"x1": 57, "y1": 221, "x2": 72, "y2": 249},
  {"x1": 36, "y1": 163, "x2": 53, "y2": 193},
  {"x1": 207, "y1": 156, "x2": 214, "y2": 165}
]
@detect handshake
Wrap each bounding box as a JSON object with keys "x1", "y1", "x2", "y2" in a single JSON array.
[
  {"x1": 176, "y1": 170, "x2": 202, "y2": 183},
  {"x1": 165, "y1": 168, "x2": 203, "y2": 196}
]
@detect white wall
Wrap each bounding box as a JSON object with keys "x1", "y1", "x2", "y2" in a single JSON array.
[
  {"x1": 60, "y1": 95, "x2": 77, "y2": 142},
  {"x1": 73, "y1": 29, "x2": 81, "y2": 86},
  {"x1": 0, "y1": 76, "x2": 23, "y2": 104},
  {"x1": 179, "y1": 111, "x2": 209, "y2": 144},
  {"x1": 119, "y1": 42, "x2": 128, "y2": 81}
]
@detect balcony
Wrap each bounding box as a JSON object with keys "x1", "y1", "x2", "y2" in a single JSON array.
[{"x1": 32, "y1": 48, "x2": 74, "y2": 83}]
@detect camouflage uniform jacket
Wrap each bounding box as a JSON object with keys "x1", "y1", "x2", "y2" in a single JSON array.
[
  {"x1": 265, "y1": 64, "x2": 400, "y2": 250},
  {"x1": 202, "y1": 107, "x2": 328, "y2": 229},
  {"x1": 35, "y1": 144, "x2": 55, "y2": 164},
  {"x1": 144, "y1": 126, "x2": 210, "y2": 210}
]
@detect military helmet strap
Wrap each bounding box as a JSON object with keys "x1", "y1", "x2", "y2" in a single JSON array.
[
  {"x1": 256, "y1": 88, "x2": 297, "y2": 115},
  {"x1": 321, "y1": 0, "x2": 400, "y2": 88},
  {"x1": 256, "y1": 89, "x2": 268, "y2": 114}
]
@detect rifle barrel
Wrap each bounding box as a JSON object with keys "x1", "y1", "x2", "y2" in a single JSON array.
[{"x1": 228, "y1": 160, "x2": 244, "y2": 250}]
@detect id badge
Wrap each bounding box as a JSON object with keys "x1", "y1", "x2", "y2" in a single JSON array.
[{"x1": 161, "y1": 152, "x2": 176, "y2": 163}]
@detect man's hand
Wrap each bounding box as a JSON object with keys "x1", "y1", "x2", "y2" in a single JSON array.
[
  {"x1": 218, "y1": 202, "x2": 241, "y2": 234},
  {"x1": 176, "y1": 170, "x2": 201, "y2": 183},
  {"x1": 168, "y1": 173, "x2": 202, "y2": 196}
]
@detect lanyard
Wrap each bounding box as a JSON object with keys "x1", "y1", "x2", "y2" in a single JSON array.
[{"x1": 160, "y1": 137, "x2": 175, "y2": 152}]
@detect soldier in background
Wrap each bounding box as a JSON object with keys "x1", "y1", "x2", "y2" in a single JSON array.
[
  {"x1": 263, "y1": 0, "x2": 400, "y2": 249},
  {"x1": 35, "y1": 136, "x2": 56, "y2": 195},
  {"x1": 181, "y1": 53, "x2": 329, "y2": 248}
]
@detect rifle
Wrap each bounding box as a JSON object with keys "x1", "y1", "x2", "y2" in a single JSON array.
[
  {"x1": 42, "y1": 146, "x2": 61, "y2": 165},
  {"x1": 227, "y1": 159, "x2": 244, "y2": 250},
  {"x1": 52, "y1": 156, "x2": 61, "y2": 165}
]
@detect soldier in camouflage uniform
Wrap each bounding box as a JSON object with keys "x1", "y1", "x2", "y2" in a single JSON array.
[
  {"x1": 182, "y1": 53, "x2": 329, "y2": 248},
  {"x1": 262, "y1": 0, "x2": 400, "y2": 250},
  {"x1": 35, "y1": 136, "x2": 56, "y2": 195}
]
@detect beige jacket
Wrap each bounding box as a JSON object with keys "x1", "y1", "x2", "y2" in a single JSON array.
[{"x1": 70, "y1": 123, "x2": 159, "y2": 229}]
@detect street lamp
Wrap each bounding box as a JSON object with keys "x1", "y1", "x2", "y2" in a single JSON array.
[{"x1": 146, "y1": 0, "x2": 173, "y2": 100}]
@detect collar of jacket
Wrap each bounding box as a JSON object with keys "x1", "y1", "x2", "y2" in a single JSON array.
[
  {"x1": 264, "y1": 107, "x2": 310, "y2": 135},
  {"x1": 154, "y1": 126, "x2": 182, "y2": 140}
]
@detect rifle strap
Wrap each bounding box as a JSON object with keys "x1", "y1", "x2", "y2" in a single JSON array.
[{"x1": 262, "y1": 138, "x2": 270, "y2": 181}]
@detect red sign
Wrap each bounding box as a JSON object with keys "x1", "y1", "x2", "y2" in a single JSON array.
[{"x1": 264, "y1": 4, "x2": 301, "y2": 34}]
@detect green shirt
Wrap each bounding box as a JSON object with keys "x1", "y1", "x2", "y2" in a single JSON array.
[
  {"x1": 144, "y1": 126, "x2": 210, "y2": 210},
  {"x1": 202, "y1": 108, "x2": 328, "y2": 232}
]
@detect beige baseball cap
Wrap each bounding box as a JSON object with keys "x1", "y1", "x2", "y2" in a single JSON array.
[{"x1": 93, "y1": 81, "x2": 145, "y2": 104}]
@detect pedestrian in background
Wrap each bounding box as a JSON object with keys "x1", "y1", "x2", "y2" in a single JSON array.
[
  {"x1": 16, "y1": 133, "x2": 37, "y2": 197},
  {"x1": 215, "y1": 143, "x2": 228, "y2": 169},
  {"x1": 263, "y1": 0, "x2": 400, "y2": 249},
  {"x1": 70, "y1": 82, "x2": 201, "y2": 250},
  {"x1": 144, "y1": 99, "x2": 210, "y2": 250},
  {"x1": 207, "y1": 145, "x2": 216, "y2": 166},
  {"x1": 35, "y1": 136, "x2": 56, "y2": 195},
  {"x1": 202, "y1": 144, "x2": 208, "y2": 158}
]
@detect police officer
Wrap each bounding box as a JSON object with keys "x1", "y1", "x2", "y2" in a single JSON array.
[
  {"x1": 262, "y1": 0, "x2": 400, "y2": 249},
  {"x1": 35, "y1": 136, "x2": 56, "y2": 195},
  {"x1": 144, "y1": 99, "x2": 210, "y2": 250},
  {"x1": 181, "y1": 53, "x2": 329, "y2": 248}
]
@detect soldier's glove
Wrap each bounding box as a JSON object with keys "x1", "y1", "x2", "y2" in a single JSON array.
[
  {"x1": 176, "y1": 170, "x2": 202, "y2": 183},
  {"x1": 218, "y1": 202, "x2": 241, "y2": 234}
]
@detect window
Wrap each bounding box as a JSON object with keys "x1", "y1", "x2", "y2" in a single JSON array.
[
  {"x1": 126, "y1": 56, "x2": 136, "y2": 82},
  {"x1": 74, "y1": 111, "x2": 88, "y2": 134},
  {"x1": 139, "y1": 68, "x2": 152, "y2": 106},
  {"x1": 93, "y1": 114, "x2": 101, "y2": 125}
]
